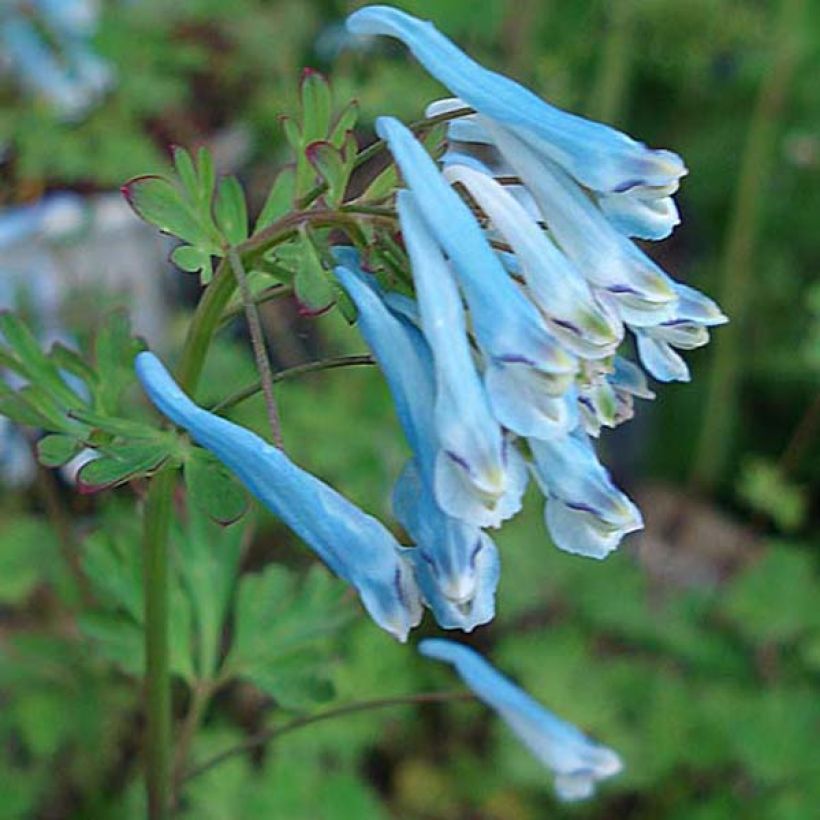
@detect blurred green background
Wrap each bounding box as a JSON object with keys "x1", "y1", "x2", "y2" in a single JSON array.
[{"x1": 1, "y1": 1, "x2": 818, "y2": 818}]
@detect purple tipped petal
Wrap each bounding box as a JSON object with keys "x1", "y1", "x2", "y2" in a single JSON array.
[
  {"x1": 135, "y1": 351, "x2": 422, "y2": 641},
  {"x1": 418, "y1": 639, "x2": 623, "y2": 801}
]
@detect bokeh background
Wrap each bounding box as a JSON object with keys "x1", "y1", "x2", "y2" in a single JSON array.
[{"x1": 1, "y1": 1, "x2": 818, "y2": 818}]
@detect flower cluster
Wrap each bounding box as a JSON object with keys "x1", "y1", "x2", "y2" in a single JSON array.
[
  {"x1": 135, "y1": 4, "x2": 726, "y2": 801},
  {"x1": 0, "y1": 0, "x2": 112, "y2": 120}
]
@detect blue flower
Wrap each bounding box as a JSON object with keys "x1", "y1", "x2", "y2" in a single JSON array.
[
  {"x1": 481, "y1": 125, "x2": 679, "y2": 327},
  {"x1": 393, "y1": 460, "x2": 500, "y2": 631},
  {"x1": 376, "y1": 116, "x2": 577, "y2": 443},
  {"x1": 347, "y1": 5, "x2": 685, "y2": 194},
  {"x1": 529, "y1": 428, "x2": 643, "y2": 559},
  {"x1": 443, "y1": 162, "x2": 623, "y2": 361},
  {"x1": 135, "y1": 352, "x2": 422, "y2": 642},
  {"x1": 419, "y1": 639, "x2": 623, "y2": 801},
  {"x1": 576, "y1": 356, "x2": 655, "y2": 437},
  {"x1": 634, "y1": 284, "x2": 729, "y2": 383},
  {"x1": 394, "y1": 191, "x2": 529, "y2": 526},
  {"x1": 334, "y1": 256, "x2": 503, "y2": 630}
]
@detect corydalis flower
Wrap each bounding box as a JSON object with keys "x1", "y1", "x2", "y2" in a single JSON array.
[
  {"x1": 576, "y1": 356, "x2": 655, "y2": 437},
  {"x1": 530, "y1": 428, "x2": 643, "y2": 559},
  {"x1": 443, "y1": 162, "x2": 622, "y2": 360},
  {"x1": 419, "y1": 639, "x2": 623, "y2": 801},
  {"x1": 334, "y1": 255, "x2": 503, "y2": 631},
  {"x1": 347, "y1": 5, "x2": 683, "y2": 196},
  {"x1": 395, "y1": 191, "x2": 528, "y2": 526},
  {"x1": 634, "y1": 284, "x2": 728, "y2": 383},
  {"x1": 377, "y1": 116, "x2": 577, "y2": 444},
  {"x1": 135, "y1": 352, "x2": 422, "y2": 642}
]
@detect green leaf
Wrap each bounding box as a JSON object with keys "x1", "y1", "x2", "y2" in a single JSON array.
[
  {"x1": 173, "y1": 145, "x2": 198, "y2": 197},
  {"x1": 293, "y1": 230, "x2": 335, "y2": 317},
  {"x1": 721, "y1": 544, "x2": 820, "y2": 644},
  {"x1": 174, "y1": 509, "x2": 245, "y2": 679},
  {"x1": 68, "y1": 407, "x2": 161, "y2": 439},
  {"x1": 255, "y1": 166, "x2": 295, "y2": 233},
  {"x1": 36, "y1": 434, "x2": 80, "y2": 467},
  {"x1": 225, "y1": 564, "x2": 352, "y2": 709},
  {"x1": 93, "y1": 310, "x2": 146, "y2": 415},
  {"x1": 300, "y1": 69, "x2": 332, "y2": 143},
  {"x1": 184, "y1": 449, "x2": 248, "y2": 524},
  {"x1": 196, "y1": 147, "x2": 216, "y2": 206},
  {"x1": 329, "y1": 101, "x2": 359, "y2": 149},
  {"x1": 0, "y1": 517, "x2": 56, "y2": 605},
  {"x1": 171, "y1": 244, "x2": 213, "y2": 281},
  {"x1": 0, "y1": 312, "x2": 84, "y2": 409},
  {"x1": 214, "y1": 175, "x2": 249, "y2": 246},
  {"x1": 280, "y1": 115, "x2": 302, "y2": 153},
  {"x1": 76, "y1": 442, "x2": 171, "y2": 491},
  {"x1": 305, "y1": 141, "x2": 347, "y2": 207},
  {"x1": 79, "y1": 611, "x2": 144, "y2": 676},
  {"x1": 49, "y1": 342, "x2": 97, "y2": 389},
  {"x1": 124, "y1": 175, "x2": 216, "y2": 248},
  {"x1": 0, "y1": 382, "x2": 53, "y2": 428}
]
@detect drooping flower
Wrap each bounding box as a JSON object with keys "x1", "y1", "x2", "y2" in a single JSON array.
[
  {"x1": 376, "y1": 116, "x2": 577, "y2": 444},
  {"x1": 442, "y1": 161, "x2": 622, "y2": 360},
  {"x1": 419, "y1": 639, "x2": 623, "y2": 801},
  {"x1": 135, "y1": 351, "x2": 422, "y2": 642},
  {"x1": 347, "y1": 5, "x2": 685, "y2": 194},
  {"x1": 634, "y1": 284, "x2": 728, "y2": 383},
  {"x1": 334, "y1": 255, "x2": 503, "y2": 630},
  {"x1": 394, "y1": 191, "x2": 528, "y2": 526},
  {"x1": 529, "y1": 428, "x2": 643, "y2": 559}
]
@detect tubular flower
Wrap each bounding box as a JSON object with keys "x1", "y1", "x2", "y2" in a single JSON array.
[
  {"x1": 634, "y1": 284, "x2": 729, "y2": 383},
  {"x1": 135, "y1": 352, "x2": 422, "y2": 642},
  {"x1": 395, "y1": 191, "x2": 528, "y2": 526},
  {"x1": 442, "y1": 162, "x2": 623, "y2": 361},
  {"x1": 376, "y1": 116, "x2": 577, "y2": 445},
  {"x1": 334, "y1": 256, "x2": 506, "y2": 630},
  {"x1": 347, "y1": 5, "x2": 684, "y2": 194},
  {"x1": 419, "y1": 639, "x2": 623, "y2": 801},
  {"x1": 529, "y1": 429, "x2": 643, "y2": 559}
]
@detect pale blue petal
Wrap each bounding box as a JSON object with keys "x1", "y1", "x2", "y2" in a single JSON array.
[
  {"x1": 135, "y1": 352, "x2": 422, "y2": 641},
  {"x1": 377, "y1": 116, "x2": 575, "y2": 376},
  {"x1": 485, "y1": 362, "x2": 577, "y2": 440},
  {"x1": 598, "y1": 189, "x2": 680, "y2": 241},
  {"x1": 336, "y1": 255, "x2": 505, "y2": 620},
  {"x1": 612, "y1": 356, "x2": 655, "y2": 400},
  {"x1": 444, "y1": 163, "x2": 622, "y2": 358},
  {"x1": 348, "y1": 6, "x2": 684, "y2": 193},
  {"x1": 397, "y1": 190, "x2": 528, "y2": 523},
  {"x1": 673, "y1": 283, "x2": 728, "y2": 326},
  {"x1": 394, "y1": 461, "x2": 498, "y2": 631},
  {"x1": 434, "y1": 442, "x2": 529, "y2": 530},
  {"x1": 483, "y1": 122, "x2": 678, "y2": 326},
  {"x1": 635, "y1": 333, "x2": 691, "y2": 382},
  {"x1": 334, "y1": 259, "x2": 436, "y2": 475},
  {"x1": 418, "y1": 639, "x2": 623, "y2": 801},
  {"x1": 530, "y1": 430, "x2": 643, "y2": 558}
]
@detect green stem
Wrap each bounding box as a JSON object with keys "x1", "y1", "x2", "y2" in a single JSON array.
[
  {"x1": 211, "y1": 354, "x2": 375, "y2": 413},
  {"x1": 140, "y1": 205, "x2": 385, "y2": 816},
  {"x1": 143, "y1": 468, "x2": 175, "y2": 820},
  {"x1": 691, "y1": 0, "x2": 805, "y2": 491},
  {"x1": 182, "y1": 691, "x2": 473, "y2": 784}
]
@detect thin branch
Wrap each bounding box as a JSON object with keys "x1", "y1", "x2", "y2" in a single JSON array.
[
  {"x1": 211, "y1": 354, "x2": 375, "y2": 413},
  {"x1": 182, "y1": 691, "x2": 473, "y2": 784},
  {"x1": 218, "y1": 284, "x2": 294, "y2": 329},
  {"x1": 228, "y1": 248, "x2": 284, "y2": 449}
]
